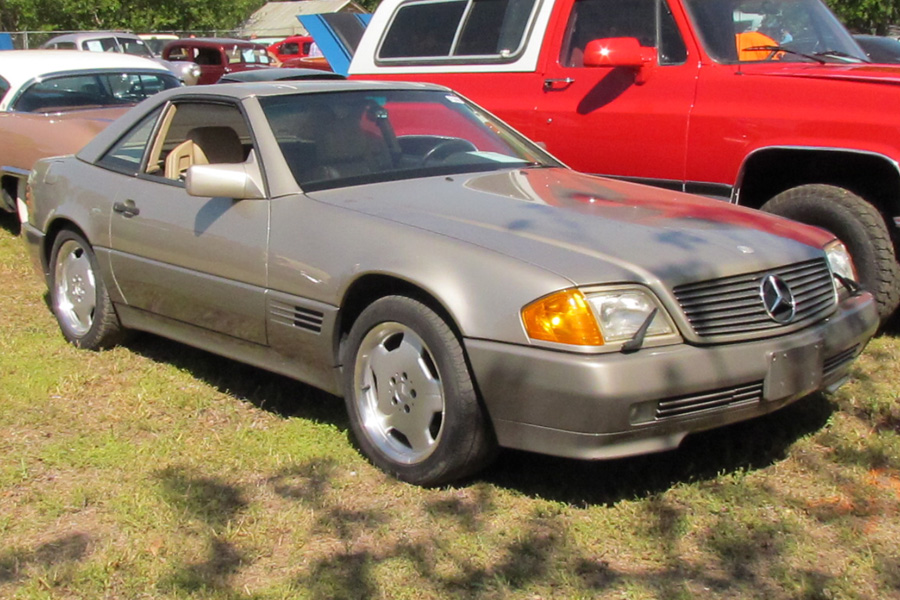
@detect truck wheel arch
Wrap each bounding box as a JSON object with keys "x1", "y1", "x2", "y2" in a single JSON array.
[{"x1": 734, "y1": 146, "x2": 900, "y2": 216}]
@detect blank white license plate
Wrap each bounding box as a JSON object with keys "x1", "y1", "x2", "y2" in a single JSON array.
[{"x1": 763, "y1": 342, "x2": 823, "y2": 402}]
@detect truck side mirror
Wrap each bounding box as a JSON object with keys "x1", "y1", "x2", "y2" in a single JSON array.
[{"x1": 583, "y1": 37, "x2": 657, "y2": 83}]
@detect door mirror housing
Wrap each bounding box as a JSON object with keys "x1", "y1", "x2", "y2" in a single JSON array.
[
  {"x1": 185, "y1": 151, "x2": 265, "y2": 199},
  {"x1": 583, "y1": 38, "x2": 657, "y2": 82}
]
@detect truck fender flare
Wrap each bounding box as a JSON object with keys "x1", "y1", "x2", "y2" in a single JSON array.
[{"x1": 733, "y1": 145, "x2": 900, "y2": 207}]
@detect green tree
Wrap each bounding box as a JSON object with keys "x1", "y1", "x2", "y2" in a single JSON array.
[
  {"x1": 0, "y1": 0, "x2": 266, "y2": 32},
  {"x1": 825, "y1": 0, "x2": 899, "y2": 35}
]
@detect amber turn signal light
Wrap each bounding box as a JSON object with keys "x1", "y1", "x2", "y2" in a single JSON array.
[{"x1": 522, "y1": 289, "x2": 604, "y2": 346}]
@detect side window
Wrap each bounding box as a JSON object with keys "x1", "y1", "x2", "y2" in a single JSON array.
[
  {"x1": 0, "y1": 76, "x2": 9, "y2": 105},
  {"x1": 167, "y1": 45, "x2": 192, "y2": 61},
  {"x1": 195, "y1": 47, "x2": 222, "y2": 65},
  {"x1": 560, "y1": 0, "x2": 687, "y2": 66},
  {"x1": 97, "y1": 106, "x2": 164, "y2": 174},
  {"x1": 282, "y1": 42, "x2": 300, "y2": 56},
  {"x1": 144, "y1": 102, "x2": 251, "y2": 182},
  {"x1": 84, "y1": 38, "x2": 119, "y2": 52},
  {"x1": 379, "y1": 0, "x2": 539, "y2": 62}
]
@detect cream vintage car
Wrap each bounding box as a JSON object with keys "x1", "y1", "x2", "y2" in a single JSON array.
[
  {"x1": 0, "y1": 50, "x2": 180, "y2": 219},
  {"x1": 22, "y1": 81, "x2": 878, "y2": 485}
]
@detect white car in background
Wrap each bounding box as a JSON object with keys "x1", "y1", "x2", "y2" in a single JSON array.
[
  {"x1": 42, "y1": 32, "x2": 201, "y2": 85},
  {"x1": 0, "y1": 50, "x2": 181, "y2": 217}
]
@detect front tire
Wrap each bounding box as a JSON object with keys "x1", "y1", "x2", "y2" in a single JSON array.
[
  {"x1": 342, "y1": 296, "x2": 496, "y2": 486},
  {"x1": 761, "y1": 184, "x2": 900, "y2": 321},
  {"x1": 49, "y1": 229, "x2": 126, "y2": 349}
]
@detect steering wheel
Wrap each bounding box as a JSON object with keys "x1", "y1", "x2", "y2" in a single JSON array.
[{"x1": 422, "y1": 139, "x2": 478, "y2": 165}]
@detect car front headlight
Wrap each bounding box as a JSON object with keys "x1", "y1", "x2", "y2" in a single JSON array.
[
  {"x1": 585, "y1": 289, "x2": 675, "y2": 342},
  {"x1": 824, "y1": 239, "x2": 857, "y2": 282},
  {"x1": 521, "y1": 287, "x2": 676, "y2": 348}
]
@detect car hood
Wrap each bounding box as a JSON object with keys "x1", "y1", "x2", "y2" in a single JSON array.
[
  {"x1": 741, "y1": 61, "x2": 900, "y2": 85},
  {"x1": 307, "y1": 168, "x2": 834, "y2": 288}
]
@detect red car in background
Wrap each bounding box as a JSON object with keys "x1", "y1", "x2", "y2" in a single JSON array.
[
  {"x1": 267, "y1": 35, "x2": 315, "y2": 64},
  {"x1": 268, "y1": 35, "x2": 333, "y2": 71},
  {"x1": 163, "y1": 38, "x2": 273, "y2": 85}
]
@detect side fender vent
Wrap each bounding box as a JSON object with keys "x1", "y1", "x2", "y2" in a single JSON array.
[{"x1": 270, "y1": 301, "x2": 324, "y2": 334}]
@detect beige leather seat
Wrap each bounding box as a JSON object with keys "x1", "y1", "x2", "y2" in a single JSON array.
[{"x1": 164, "y1": 126, "x2": 244, "y2": 180}]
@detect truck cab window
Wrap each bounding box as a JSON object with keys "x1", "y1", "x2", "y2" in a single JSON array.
[
  {"x1": 379, "y1": 0, "x2": 539, "y2": 61},
  {"x1": 560, "y1": 0, "x2": 687, "y2": 66}
]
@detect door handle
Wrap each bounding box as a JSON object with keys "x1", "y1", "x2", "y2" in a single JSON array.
[
  {"x1": 543, "y1": 77, "x2": 575, "y2": 91},
  {"x1": 113, "y1": 200, "x2": 140, "y2": 218}
]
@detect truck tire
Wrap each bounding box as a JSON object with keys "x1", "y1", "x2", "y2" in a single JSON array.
[{"x1": 761, "y1": 184, "x2": 900, "y2": 321}]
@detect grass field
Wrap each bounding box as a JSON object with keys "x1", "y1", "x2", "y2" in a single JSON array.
[{"x1": 1, "y1": 210, "x2": 899, "y2": 599}]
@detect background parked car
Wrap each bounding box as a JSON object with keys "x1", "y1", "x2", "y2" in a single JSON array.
[
  {"x1": 138, "y1": 33, "x2": 179, "y2": 56},
  {"x1": 217, "y1": 67, "x2": 344, "y2": 83},
  {"x1": 163, "y1": 37, "x2": 273, "y2": 85},
  {"x1": 41, "y1": 32, "x2": 201, "y2": 85},
  {"x1": 853, "y1": 34, "x2": 900, "y2": 63},
  {"x1": 0, "y1": 50, "x2": 180, "y2": 218},
  {"x1": 267, "y1": 35, "x2": 315, "y2": 64}
]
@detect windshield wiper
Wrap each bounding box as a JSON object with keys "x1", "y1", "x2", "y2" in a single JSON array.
[
  {"x1": 742, "y1": 45, "x2": 827, "y2": 64},
  {"x1": 811, "y1": 49, "x2": 866, "y2": 62}
]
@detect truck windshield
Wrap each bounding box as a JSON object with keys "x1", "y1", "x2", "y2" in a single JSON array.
[
  {"x1": 683, "y1": 0, "x2": 867, "y2": 63},
  {"x1": 260, "y1": 89, "x2": 561, "y2": 191}
]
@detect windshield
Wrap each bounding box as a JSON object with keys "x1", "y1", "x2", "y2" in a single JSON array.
[
  {"x1": 683, "y1": 0, "x2": 867, "y2": 63},
  {"x1": 119, "y1": 37, "x2": 155, "y2": 57},
  {"x1": 13, "y1": 72, "x2": 181, "y2": 113},
  {"x1": 260, "y1": 89, "x2": 561, "y2": 190}
]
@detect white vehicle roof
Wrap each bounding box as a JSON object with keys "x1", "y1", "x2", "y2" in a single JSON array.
[{"x1": 0, "y1": 49, "x2": 171, "y2": 110}]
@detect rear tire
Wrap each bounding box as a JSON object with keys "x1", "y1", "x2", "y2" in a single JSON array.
[
  {"x1": 342, "y1": 296, "x2": 496, "y2": 486},
  {"x1": 49, "y1": 229, "x2": 127, "y2": 349},
  {"x1": 761, "y1": 184, "x2": 900, "y2": 321}
]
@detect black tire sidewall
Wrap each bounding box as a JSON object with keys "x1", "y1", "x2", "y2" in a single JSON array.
[
  {"x1": 762, "y1": 185, "x2": 900, "y2": 320},
  {"x1": 48, "y1": 229, "x2": 119, "y2": 349},
  {"x1": 342, "y1": 296, "x2": 491, "y2": 485}
]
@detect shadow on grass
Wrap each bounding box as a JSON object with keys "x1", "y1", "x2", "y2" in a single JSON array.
[
  {"x1": 125, "y1": 330, "x2": 836, "y2": 506},
  {"x1": 0, "y1": 533, "x2": 90, "y2": 585},
  {"x1": 155, "y1": 465, "x2": 251, "y2": 596},
  {"x1": 125, "y1": 333, "x2": 347, "y2": 429},
  {"x1": 0, "y1": 210, "x2": 21, "y2": 236}
]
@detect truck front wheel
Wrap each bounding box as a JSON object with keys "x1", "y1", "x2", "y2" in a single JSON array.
[{"x1": 761, "y1": 184, "x2": 900, "y2": 321}]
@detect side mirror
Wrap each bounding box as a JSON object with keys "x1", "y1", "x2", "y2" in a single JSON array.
[
  {"x1": 185, "y1": 151, "x2": 265, "y2": 199},
  {"x1": 583, "y1": 38, "x2": 657, "y2": 82}
]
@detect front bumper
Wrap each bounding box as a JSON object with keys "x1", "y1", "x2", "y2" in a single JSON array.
[{"x1": 465, "y1": 292, "x2": 878, "y2": 460}]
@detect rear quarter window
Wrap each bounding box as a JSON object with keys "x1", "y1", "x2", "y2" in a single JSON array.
[{"x1": 378, "y1": 0, "x2": 539, "y2": 63}]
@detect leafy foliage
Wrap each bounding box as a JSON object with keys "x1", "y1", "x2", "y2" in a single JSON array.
[
  {"x1": 0, "y1": 0, "x2": 266, "y2": 33},
  {"x1": 824, "y1": 0, "x2": 900, "y2": 35}
]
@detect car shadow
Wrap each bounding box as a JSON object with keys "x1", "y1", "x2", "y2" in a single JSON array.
[
  {"x1": 0, "y1": 209, "x2": 21, "y2": 236},
  {"x1": 478, "y1": 392, "x2": 835, "y2": 505},
  {"x1": 124, "y1": 332, "x2": 348, "y2": 428},
  {"x1": 120, "y1": 331, "x2": 834, "y2": 504}
]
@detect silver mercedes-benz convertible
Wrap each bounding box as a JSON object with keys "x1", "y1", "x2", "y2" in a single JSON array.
[{"x1": 21, "y1": 81, "x2": 878, "y2": 485}]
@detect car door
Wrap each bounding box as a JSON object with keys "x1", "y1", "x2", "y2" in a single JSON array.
[
  {"x1": 533, "y1": 0, "x2": 699, "y2": 187},
  {"x1": 105, "y1": 99, "x2": 270, "y2": 344}
]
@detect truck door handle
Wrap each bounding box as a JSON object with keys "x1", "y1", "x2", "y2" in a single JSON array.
[
  {"x1": 113, "y1": 200, "x2": 140, "y2": 218},
  {"x1": 543, "y1": 78, "x2": 575, "y2": 90}
]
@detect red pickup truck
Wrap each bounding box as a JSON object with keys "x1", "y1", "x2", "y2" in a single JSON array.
[{"x1": 335, "y1": 0, "x2": 900, "y2": 321}]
